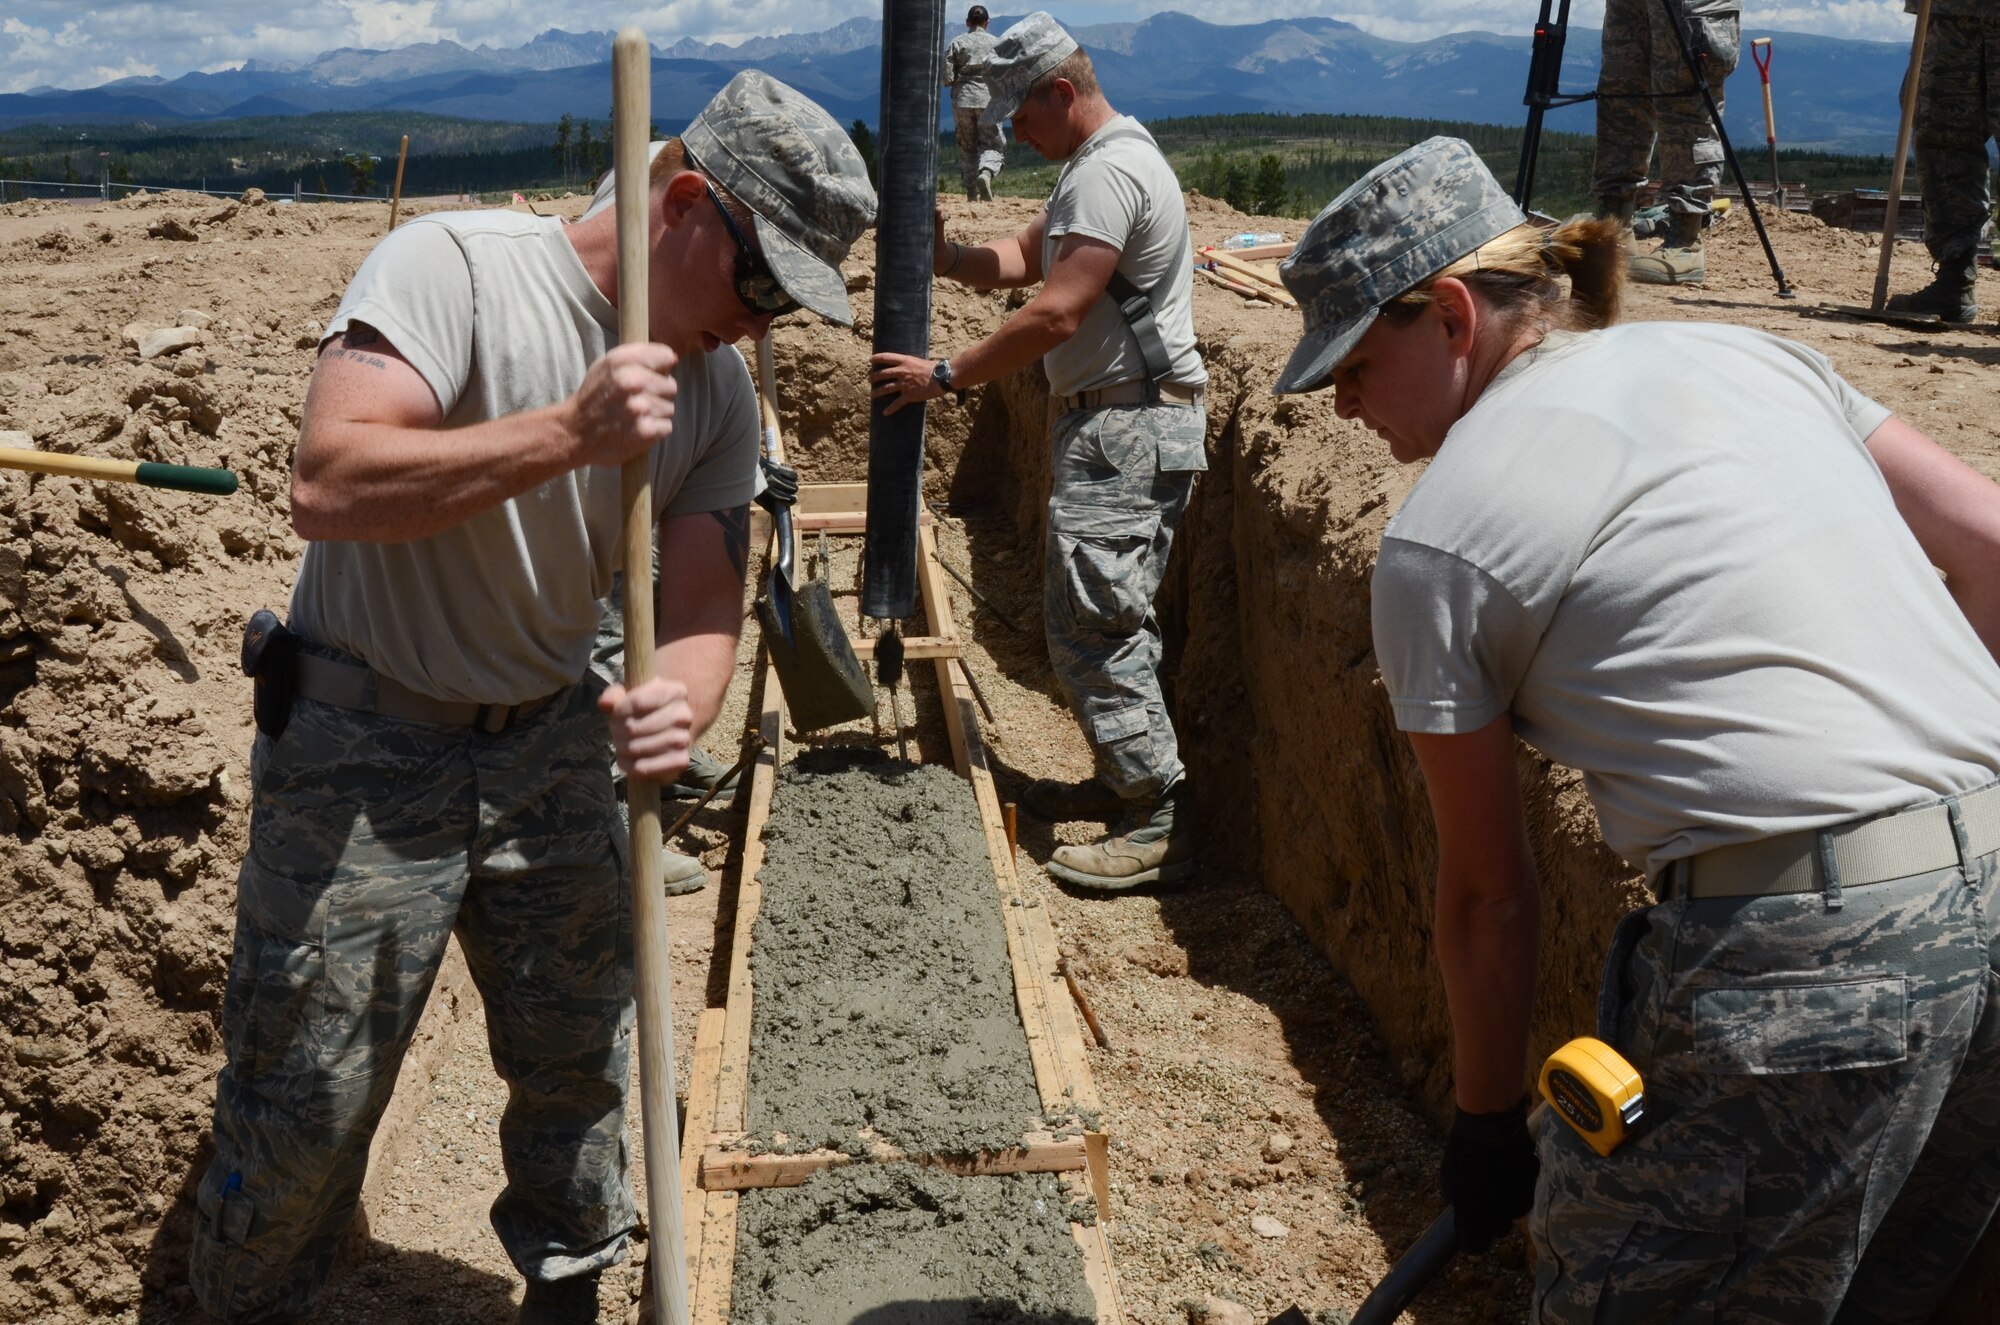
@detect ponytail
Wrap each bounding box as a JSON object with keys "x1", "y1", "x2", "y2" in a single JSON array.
[{"x1": 1381, "y1": 214, "x2": 1626, "y2": 338}]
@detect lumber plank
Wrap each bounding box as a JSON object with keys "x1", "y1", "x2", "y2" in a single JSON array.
[
  {"x1": 1192, "y1": 241, "x2": 1294, "y2": 262},
  {"x1": 1073, "y1": 1217, "x2": 1128, "y2": 1325},
  {"x1": 715, "y1": 640, "x2": 784, "y2": 1135},
  {"x1": 679, "y1": 1009, "x2": 726, "y2": 1291},
  {"x1": 794, "y1": 481, "x2": 867, "y2": 517},
  {"x1": 851, "y1": 634, "x2": 960, "y2": 660},
  {"x1": 795, "y1": 508, "x2": 932, "y2": 534},
  {"x1": 689, "y1": 1189, "x2": 736, "y2": 1325},
  {"x1": 1201, "y1": 250, "x2": 1296, "y2": 305},
  {"x1": 698, "y1": 1130, "x2": 1088, "y2": 1190}
]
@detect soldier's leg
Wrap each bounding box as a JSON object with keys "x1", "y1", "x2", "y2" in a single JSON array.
[
  {"x1": 1650, "y1": 6, "x2": 1738, "y2": 223},
  {"x1": 1592, "y1": 0, "x2": 1659, "y2": 212},
  {"x1": 1912, "y1": 15, "x2": 1994, "y2": 265},
  {"x1": 955, "y1": 107, "x2": 983, "y2": 197},
  {"x1": 1834, "y1": 845, "x2": 2000, "y2": 1325},
  {"x1": 977, "y1": 118, "x2": 1007, "y2": 193},
  {"x1": 190, "y1": 695, "x2": 477, "y2": 1322},
  {"x1": 1042, "y1": 404, "x2": 1202, "y2": 804},
  {"x1": 1533, "y1": 858, "x2": 1991, "y2": 1325},
  {"x1": 462, "y1": 686, "x2": 637, "y2": 1285}
]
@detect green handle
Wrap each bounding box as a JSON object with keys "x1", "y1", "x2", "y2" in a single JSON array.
[{"x1": 134, "y1": 462, "x2": 238, "y2": 496}]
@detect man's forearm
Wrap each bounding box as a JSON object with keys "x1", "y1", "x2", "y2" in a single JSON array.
[
  {"x1": 655, "y1": 629, "x2": 739, "y2": 741},
  {"x1": 936, "y1": 239, "x2": 1035, "y2": 290},
  {"x1": 293, "y1": 404, "x2": 579, "y2": 543},
  {"x1": 949, "y1": 299, "x2": 1075, "y2": 390},
  {"x1": 1435, "y1": 864, "x2": 1541, "y2": 1114}
]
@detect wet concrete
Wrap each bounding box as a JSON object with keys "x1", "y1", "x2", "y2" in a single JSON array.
[
  {"x1": 747, "y1": 749, "x2": 1043, "y2": 1156},
  {"x1": 731, "y1": 1166, "x2": 1097, "y2": 1325}
]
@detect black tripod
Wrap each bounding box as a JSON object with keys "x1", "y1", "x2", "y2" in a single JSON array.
[{"x1": 1516, "y1": 0, "x2": 1794, "y2": 298}]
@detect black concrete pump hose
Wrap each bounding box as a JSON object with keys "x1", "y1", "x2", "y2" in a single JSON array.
[{"x1": 861, "y1": 0, "x2": 946, "y2": 661}]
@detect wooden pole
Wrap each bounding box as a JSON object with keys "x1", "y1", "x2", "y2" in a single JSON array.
[
  {"x1": 1872, "y1": 0, "x2": 1933, "y2": 312},
  {"x1": 612, "y1": 28, "x2": 690, "y2": 1325},
  {"x1": 387, "y1": 134, "x2": 410, "y2": 231}
]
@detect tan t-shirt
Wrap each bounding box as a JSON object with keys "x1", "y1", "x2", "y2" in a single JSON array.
[
  {"x1": 290, "y1": 210, "x2": 758, "y2": 703},
  {"x1": 1372, "y1": 323, "x2": 2000, "y2": 876},
  {"x1": 1040, "y1": 116, "x2": 1204, "y2": 399}
]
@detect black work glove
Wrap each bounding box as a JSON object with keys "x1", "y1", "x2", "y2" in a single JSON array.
[
  {"x1": 755, "y1": 456, "x2": 799, "y2": 513},
  {"x1": 1439, "y1": 1099, "x2": 1538, "y2": 1254}
]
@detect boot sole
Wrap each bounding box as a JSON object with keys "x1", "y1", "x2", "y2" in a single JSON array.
[{"x1": 1046, "y1": 857, "x2": 1194, "y2": 892}]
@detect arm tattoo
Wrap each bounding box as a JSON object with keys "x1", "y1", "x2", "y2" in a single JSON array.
[
  {"x1": 711, "y1": 504, "x2": 751, "y2": 583},
  {"x1": 321, "y1": 321, "x2": 388, "y2": 371}
]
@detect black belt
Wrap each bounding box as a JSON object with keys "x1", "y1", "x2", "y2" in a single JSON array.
[
  {"x1": 294, "y1": 653, "x2": 561, "y2": 733},
  {"x1": 1663, "y1": 782, "x2": 2000, "y2": 901}
]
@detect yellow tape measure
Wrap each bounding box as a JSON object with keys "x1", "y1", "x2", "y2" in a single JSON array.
[{"x1": 1539, "y1": 1036, "x2": 1645, "y2": 1157}]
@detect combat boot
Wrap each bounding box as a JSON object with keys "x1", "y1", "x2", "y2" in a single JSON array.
[
  {"x1": 1630, "y1": 213, "x2": 1705, "y2": 286},
  {"x1": 520, "y1": 1271, "x2": 600, "y2": 1325},
  {"x1": 974, "y1": 170, "x2": 995, "y2": 202},
  {"x1": 1886, "y1": 255, "x2": 1979, "y2": 324},
  {"x1": 662, "y1": 849, "x2": 707, "y2": 896},
  {"x1": 668, "y1": 744, "x2": 741, "y2": 801},
  {"x1": 1046, "y1": 782, "x2": 1192, "y2": 892},
  {"x1": 1023, "y1": 774, "x2": 1126, "y2": 822}
]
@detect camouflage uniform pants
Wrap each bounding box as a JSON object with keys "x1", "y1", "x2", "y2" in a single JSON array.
[
  {"x1": 955, "y1": 104, "x2": 1007, "y2": 194},
  {"x1": 1593, "y1": 0, "x2": 1742, "y2": 219},
  {"x1": 1044, "y1": 400, "x2": 1205, "y2": 801},
  {"x1": 1533, "y1": 792, "x2": 2000, "y2": 1324},
  {"x1": 1911, "y1": 14, "x2": 2000, "y2": 263},
  {"x1": 189, "y1": 663, "x2": 635, "y2": 1323}
]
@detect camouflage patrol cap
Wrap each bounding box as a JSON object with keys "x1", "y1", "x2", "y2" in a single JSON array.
[
  {"x1": 683, "y1": 70, "x2": 877, "y2": 325},
  {"x1": 1273, "y1": 137, "x2": 1526, "y2": 395},
  {"x1": 980, "y1": 11, "x2": 1081, "y2": 127}
]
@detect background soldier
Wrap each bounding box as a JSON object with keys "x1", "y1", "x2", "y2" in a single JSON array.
[
  {"x1": 1593, "y1": 0, "x2": 1742, "y2": 285},
  {"x1": 871, "y1": 12, "x2": 1207, "y2": 893},
  {"x1": 945, "y1": 5, "x2": 1006, "y2": 200},
  {"x1": 191, "y1": 73, "x2": 873, "y2": 1325},
  {"x1": 1887, "y1": 0, "x2": 1999, "y2": 324}
]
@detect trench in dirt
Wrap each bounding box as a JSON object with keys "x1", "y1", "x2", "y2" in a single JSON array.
[{"x1": 6, "y1": 193, "x2": 1997, "y2": 1325}]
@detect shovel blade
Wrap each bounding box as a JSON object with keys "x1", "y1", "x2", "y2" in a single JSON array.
[
  {"x1": 756, "y1": 578, "x2": 871, "y2": 733},
  {"x1": 763, "y1": 568, "x2": 796, "y2": 648}
]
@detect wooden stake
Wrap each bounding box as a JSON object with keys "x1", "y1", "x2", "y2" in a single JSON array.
[
  {"x1": 387, "y1": 134, "x2": 410, "y2": 231},
  {"x1": 612, "y1": 29, "x2": 690, "y2": 1325},
  {"x1": 1872, "y1": 0, "x2": 1932, "y2": 312},
  {"x1": 1004, "y1": 802, "x2": 1019, "y2": 856}
]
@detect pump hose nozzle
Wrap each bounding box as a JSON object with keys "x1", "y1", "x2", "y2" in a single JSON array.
[{"x1": 876, "y1": 627, "x2": 906, "y2": 691}]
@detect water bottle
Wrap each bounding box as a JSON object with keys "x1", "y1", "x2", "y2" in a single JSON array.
[{"x1": 1221, "y1": 231, "x2": 1284, "y2": 249}]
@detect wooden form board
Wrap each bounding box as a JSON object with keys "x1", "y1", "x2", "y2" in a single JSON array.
[
  {"x1": 689, "y1": 492, "x2": 1123, "y2": 1324},
  {"x1": 700, "y1": 1129, "x2": 1087, "y2": 1191}
]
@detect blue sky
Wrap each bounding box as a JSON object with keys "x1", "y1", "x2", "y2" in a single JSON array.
[{"x1": 1, "y1": 2, "x2": 1917, "y2": 96}]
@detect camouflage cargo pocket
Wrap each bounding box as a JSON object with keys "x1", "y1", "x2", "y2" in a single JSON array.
[
  {"x1": 1692, "y1": 975, "x2": 1908, "y2": 1076},
  {"x1": 1050, "y1": 503, "x2": 1162, "y2": 635},
  {"x1": 221, "y1": 862, "x2": 329, "y2": 1109},
  {"x1": 1534, "y1": 1121, "x2": 1746, "y2": 1325}
]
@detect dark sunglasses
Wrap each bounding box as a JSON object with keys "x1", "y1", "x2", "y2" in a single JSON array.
[{"x1": 702, "y1": 180, "x2": 800, "y2": 317}]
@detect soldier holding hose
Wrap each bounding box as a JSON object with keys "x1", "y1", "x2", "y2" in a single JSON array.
[{"x1": 872, "y1": 12, "x2": 1208, "y2": 893}]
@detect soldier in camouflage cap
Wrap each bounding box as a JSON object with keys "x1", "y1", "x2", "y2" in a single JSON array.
[
  {"x1": 978, "y1": 9, "x2": 1081, "y2": 127},
  {"x1": 1276, "y1": 137, "x2": 2000, "y2": 1323},
  {"x1": 872, "y1": 9, "x2": 1209, "y2": 893},
  {"x1": 190, "y1": 71, "x2": 871, "y2": 1325},
  {"x1": 1273, "y1": 136, "x2": 1525, "y2": 396}
]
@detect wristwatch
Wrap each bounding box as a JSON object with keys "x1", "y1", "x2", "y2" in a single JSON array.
[{"x1": 930, "y1": 359, "x2": 968, "y2": 406}]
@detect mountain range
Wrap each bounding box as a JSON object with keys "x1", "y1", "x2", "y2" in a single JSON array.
[{"x1": 0, "y1": 13, "x2": 1914, "y2": 155}]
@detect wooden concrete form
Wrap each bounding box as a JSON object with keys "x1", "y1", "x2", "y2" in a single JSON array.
[
  {"x1": 699, "y1": 1128, "x2": 1088, "y2": 1191},
  {"x1": 681, "y1": 488, "x2": 1124, "y2": 1323}
]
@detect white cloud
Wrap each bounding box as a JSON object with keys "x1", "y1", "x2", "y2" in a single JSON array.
[{"x1": 0, "y1": 1, "x2": 1918, "y2": 96}]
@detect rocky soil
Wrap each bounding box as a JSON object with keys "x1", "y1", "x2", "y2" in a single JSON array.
[{"x1": 1, "y1": 182, "x2": 1995, "y2": 1325}]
